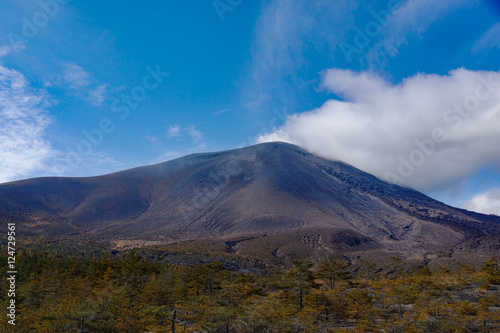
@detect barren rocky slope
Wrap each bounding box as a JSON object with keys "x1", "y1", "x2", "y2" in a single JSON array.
[{"x1": 1, "y1": 142, "x2": 499, "y2": 258}]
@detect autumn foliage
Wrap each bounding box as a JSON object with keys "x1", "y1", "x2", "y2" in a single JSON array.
[{"x1": 0, "y1": 250, "x2": 499, "y2": 332}]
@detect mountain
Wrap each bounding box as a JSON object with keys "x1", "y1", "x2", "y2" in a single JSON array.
[{"x1": 1, "y1": 142, "x2": 499, "y2": 261}]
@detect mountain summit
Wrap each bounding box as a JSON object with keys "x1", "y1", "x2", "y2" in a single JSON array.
[{"x1": 1, "y1": 142, "x2": 499, "y2": 259}]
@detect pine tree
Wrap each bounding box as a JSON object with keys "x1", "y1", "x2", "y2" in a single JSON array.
[
  {"x1": 317, "y1": 258, "x2": 351, "y2": 290},
  {"x1": 288, "y1": 260, "x2": 318, "y2": 310}
]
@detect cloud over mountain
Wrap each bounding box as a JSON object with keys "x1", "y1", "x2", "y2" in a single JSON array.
[
  {"x1": 464, "y1": 188, "x2": 500, "y2": 216},
  {"x1": 258, "y1": 68, "x2": 500, "y2": 192}
]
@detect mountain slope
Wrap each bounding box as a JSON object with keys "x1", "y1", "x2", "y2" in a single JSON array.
[{"x1": 1, "y1": 142, "x2": 499, "y2": 257}]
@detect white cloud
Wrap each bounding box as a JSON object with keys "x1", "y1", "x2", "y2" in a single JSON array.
[
  {"x1": 162, "y1": 124, "x2": 206, "y2": 158},
  {"x1": 166, "y1": 124, "x2": 181, "y2": 138},
  {"x1": 185, "y1": 125, "x2": 204, "y2": 144},
  {"x1": 165, "y1": 124, "x2": 205, "y2": 147},
  {"x1": 464, "y1": 189, "x2": 500, "y2": 216},
  {"x1": 258, "y1": 68, "x2": 500, "y2": 192},
  {"x1": 61, "y1": 62, "x2": 91, "y2": 90},
  {"x1": 0, "y1": 63, "x2": 54, "y2": 183},
  {"x1": 86, "y1": 84, "x2": 107, "y2": 106},
  {"x1": 60, "y1": 62, "x2": 108, "y2": 106},
  {"x1": 472, "y1": 22, "x2": 500, "y2": 53},
  {"x1": 0, "y1": 46, "x2": 12, "y2": 58}
]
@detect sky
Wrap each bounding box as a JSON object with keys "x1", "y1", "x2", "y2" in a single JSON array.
[{"x1": 0, "y1": 0, "x2": 499, "y2": 215}]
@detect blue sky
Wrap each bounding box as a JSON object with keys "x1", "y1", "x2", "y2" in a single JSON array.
[{"x1": 1, "y1": 0, "x2": 500, "y2": 215}]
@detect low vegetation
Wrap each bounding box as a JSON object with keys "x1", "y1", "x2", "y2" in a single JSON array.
[{"x1": 0, "y1": 248, "x2": 499, "y2": 332}]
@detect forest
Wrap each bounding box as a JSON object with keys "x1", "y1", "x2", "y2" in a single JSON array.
[{"x1": 0, "y1": 247, "x2": 499, "y2": 333}]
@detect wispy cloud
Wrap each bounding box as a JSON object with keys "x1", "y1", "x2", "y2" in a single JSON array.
[
  {"x1": 214, "y1": 99, "x2": 267, "y2": 116},
  {"x1": 247, "y1": 0, "x2": 471, "y2": 110},
  {"x1": 166, "y1": 124, "x2": 181, "y2": 138},
  {"x1": 464, "y1": 188, "x2": 500, "y2": 216},
  {"x1": 367, "y1": 0, "x2": 471, "y2": 64},
  {"x1": 0, "y1": 62, "x2": 54, "y2": 183},
  {"x1": 60, "y1": 62, "x2": 108, "y2": 106},
  {"x1": 185, "y1": 125, "x2": 204, "y2": 144},
  {"x1": 472, "y1": 22, "x2": 500, "y2": 53},
  {"x1": 258, "y1": 68, "x2": 500, "y2": 192},
  {"x1": 248, "y1": 0, "x2": 357, "y2": 105},
  {"x1": 163, "y1": 124, "x2": 206, "y2": 153},
  {"x1": 61, "y1": 62, "x2": 91, "y2": 90},
  {"x1": 153, "y1": 125, "x2": 208, "y2": 163},
  {"x1": 165, "y1": 124, "x2": 204, "y2": 144},
  {"x1": 0, "y1": 46, "x2": 12, "y2": 58},
  {"x1": 86, "y1": 84, "x2": 107, "y2": 106}
]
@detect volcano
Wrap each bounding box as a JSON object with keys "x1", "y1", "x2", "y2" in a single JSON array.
[{"x1": 1, "y1": 142, "x2": 499, "y2": 260}]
